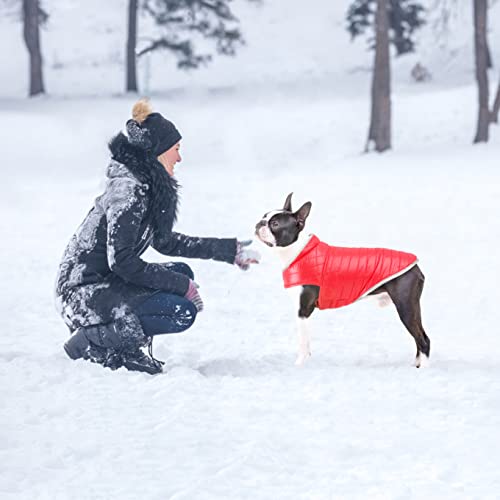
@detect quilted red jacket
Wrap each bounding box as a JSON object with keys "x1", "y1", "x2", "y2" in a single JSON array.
[{"x1": 282, "y1": 235, "x2": 418, "y2": 309}]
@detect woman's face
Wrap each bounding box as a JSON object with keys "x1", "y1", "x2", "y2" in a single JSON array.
[{"x1": 158, "y1": 142, "x2": 182, "y2": 176}]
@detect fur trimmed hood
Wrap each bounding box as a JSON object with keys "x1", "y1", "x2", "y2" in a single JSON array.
[{"x1": 108, "y1": 132, "x2": 179, "y2": 237}]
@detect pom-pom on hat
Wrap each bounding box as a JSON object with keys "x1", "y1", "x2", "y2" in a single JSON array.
[{"x1": 126, "y1": 98, "x2": 182, "y2": 156}]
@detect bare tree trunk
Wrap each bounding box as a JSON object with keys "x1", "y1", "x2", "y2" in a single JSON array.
[
  {"x1": 22, "y1": 0, "x2": 45, "y2": 97},
  {"x1": 126, "y1": 0, "x2": 138, "y2": 92},
  {"x1": 491, "y1": 79, "x2": 500, "y2": 123},
  {"x1": 366, "y1": 0, "x2": 391, "y2": 153},
  {"x1": 473, "y1": 0, "x2": 489, "y2": 143},
  {"x1": 486, "y1": 38, "x2": 492, "y2": 69}
]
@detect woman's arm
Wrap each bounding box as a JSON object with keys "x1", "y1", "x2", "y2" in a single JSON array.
[
  {"x1": 102, "y1": 179, "x2": 190, "y2": 296},
  {"x1": 152, "y1": 232, "x2": 237, "y2": 264}
]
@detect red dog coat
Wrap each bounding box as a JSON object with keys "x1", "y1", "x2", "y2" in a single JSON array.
[{"x1": 282, "y1": 235, "x2": 418, "y2": 309}]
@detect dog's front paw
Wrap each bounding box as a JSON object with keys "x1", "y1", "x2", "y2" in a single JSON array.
[
  {"x1": 415, "y1": 353, "x2": 430, "y2": 368},
  {"x1": 295, "y1": 350, "x2": 311, "y2": 366}
]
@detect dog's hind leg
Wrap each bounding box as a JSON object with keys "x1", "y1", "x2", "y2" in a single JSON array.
[
  {"x1": 381, "y1": 265, "x2": 430, "y2": 368},
  {"x1": 294, "y1": 285, "x2": 319, "y2": 366}
]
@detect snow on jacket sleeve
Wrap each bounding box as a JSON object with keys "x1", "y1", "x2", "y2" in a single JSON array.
[
  {"x1": 152, "y1": 232, "x2": 237, "y2": 264},
  {"x1": 103, "y1": 179, "x2": 190, "y2": 296}
]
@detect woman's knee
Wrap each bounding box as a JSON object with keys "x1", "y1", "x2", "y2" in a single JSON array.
[
  {"x1": 138, "y1": 296, "x2": 198, "y2": 336},
  {"x1": 167, "y1": 262, "x2": 194, "y2": 280},
  {"x1": 153, "y1": 299, "x2": 196, "y2": 334},
  {"x1": 178, "y1": 300, "x2": 198, "y2": 332}
]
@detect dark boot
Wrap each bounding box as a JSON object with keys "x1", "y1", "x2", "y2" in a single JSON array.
[
  {"x1": 64, "y1": 314, "x2": 163, "y2": 375},
  {"x1": 84, "y1": 344, "x2": 110, "y2": 366},
  {"x1": 112, "y1": 313, "x2": 163, "y2": 375},
  {"x1": 64, "y1": 328, "x2": 90, "y2": 360},
  {"x1": 121, "y1": 349, "x2": 163, "y2": 375},
  {"x1": 64, "y1": 323, "x2": 122, "y2": 361}
]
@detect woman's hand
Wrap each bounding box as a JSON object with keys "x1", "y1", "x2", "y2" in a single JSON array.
[
  {"x1": 185, "y1": 280, "x2": 204, "y2": 312},
  {"x1": 235, "y1": 240, "x2": 261, "y2": 271}
]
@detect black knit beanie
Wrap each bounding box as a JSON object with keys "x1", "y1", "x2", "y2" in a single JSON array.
[{"x1": 126, "y1": 99, "x2": 182, "y2": 156}]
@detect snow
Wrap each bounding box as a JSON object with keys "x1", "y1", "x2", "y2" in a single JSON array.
[{"x1": 1, "y1": 0, "x2": 500, "y2": 499}]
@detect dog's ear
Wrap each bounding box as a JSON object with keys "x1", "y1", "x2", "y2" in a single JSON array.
[
  {"x1": 295, "y1": 202, "x2": 312, "y2": 230},
  {"x1": 283, "y1": 192, "x2": 293, "y2": 212}
]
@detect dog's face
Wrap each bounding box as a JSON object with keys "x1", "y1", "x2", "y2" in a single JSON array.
[{"x1": 255, "y1": 193, "x2": 312, "y2": 248}]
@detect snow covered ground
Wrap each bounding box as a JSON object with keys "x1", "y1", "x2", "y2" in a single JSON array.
[{"x1": 2, "y1": 1, "x2": 500, "y2": 499}]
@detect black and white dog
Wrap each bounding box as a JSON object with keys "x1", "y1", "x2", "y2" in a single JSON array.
[{"x1": 255, "y1": 193, "x2": 430, "y2": 368}]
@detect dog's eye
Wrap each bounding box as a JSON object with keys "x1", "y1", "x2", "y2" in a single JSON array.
[{"x1": 271, "y1": 220, "x2": 279, "y2": 229}]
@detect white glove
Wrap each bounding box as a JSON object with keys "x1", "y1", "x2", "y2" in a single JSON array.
[{"x1": 235, "y1": 240, "x2": 261, "y2": 271}]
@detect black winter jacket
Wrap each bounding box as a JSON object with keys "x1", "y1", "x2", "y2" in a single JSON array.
[{"x1": 55, "y1": 133, "x2": 237, "y2": 331}]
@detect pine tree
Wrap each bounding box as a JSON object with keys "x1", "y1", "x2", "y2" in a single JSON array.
[
  {"x1": 473, "y1": 0, "x2": 489, "y2": 143},
  {"x1": 22, "y1": 0, "x2": 48, "y2": 96},
  {"x1": 139, "y1": 0, "x2": 249, "y2": 69},
  {"x1": 126, "y1": 0, "x2": 139, "y2": 92},
  {"x1": 366, "y1": 0, "x2": 391, "y2": 153},
  {"x1": 347, "y1": 0, "x2": 425, "y2": 152},
  {"x1": 491, "y1": 80, "x2": 500, "y2": 124},
  {"x1": 347, "y1": 0, "x2": 425, "y2": 56}
]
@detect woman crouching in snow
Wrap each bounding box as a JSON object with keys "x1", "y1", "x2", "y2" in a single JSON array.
[{"x1": 55, "y1": 99, "x2": 260, "y2": 374}]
